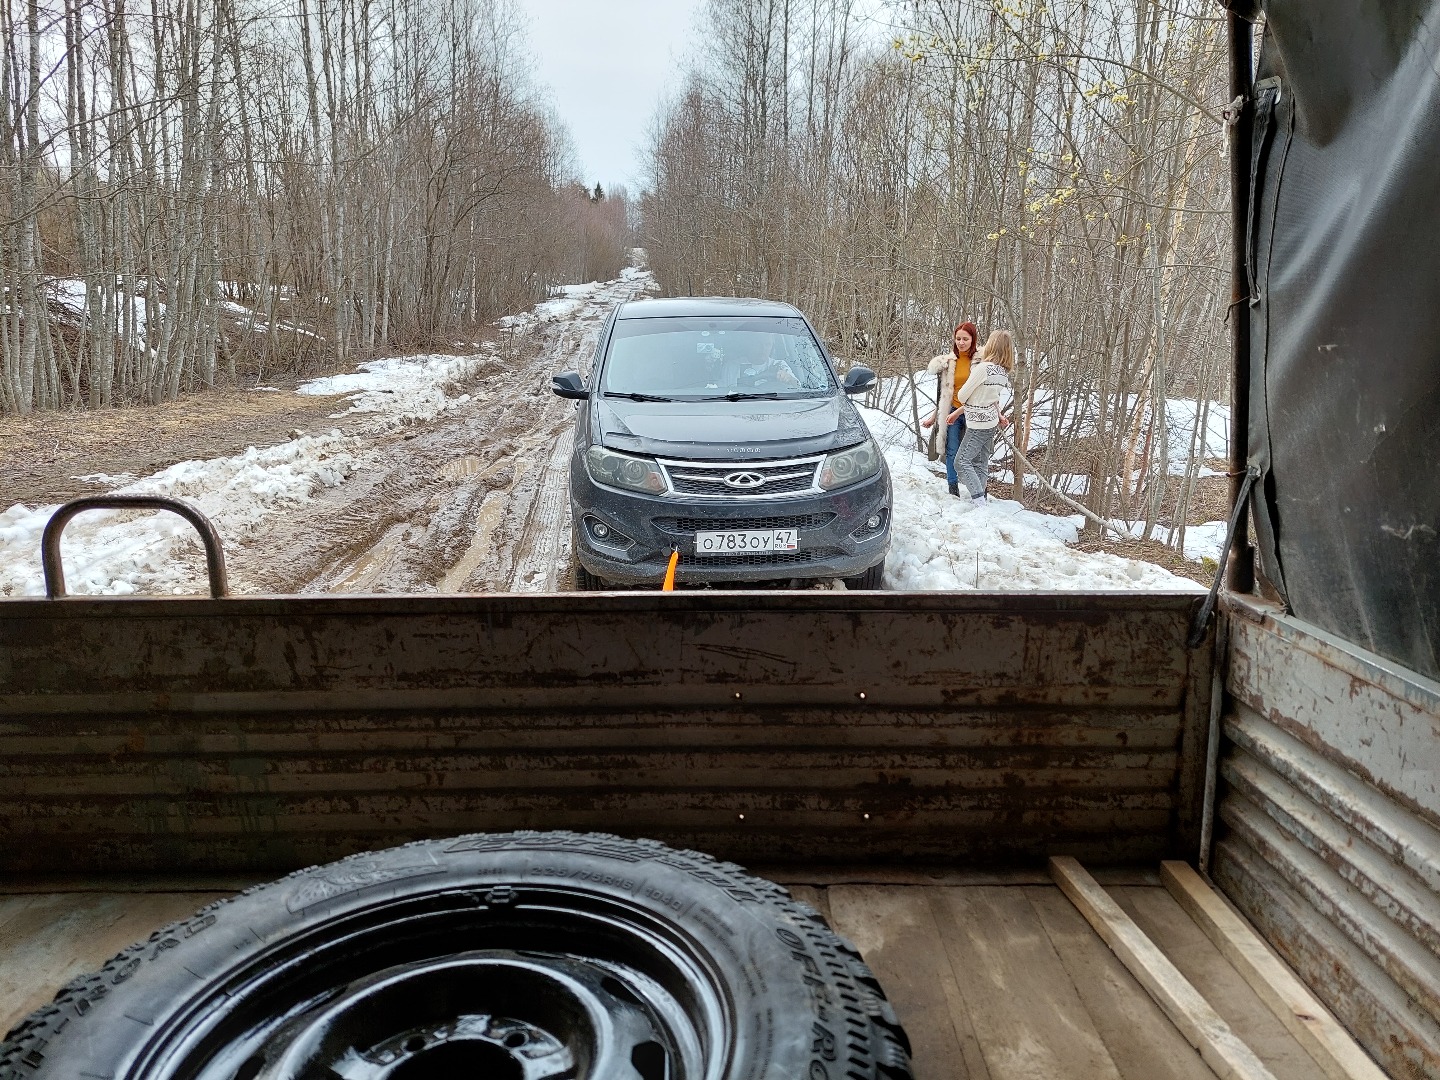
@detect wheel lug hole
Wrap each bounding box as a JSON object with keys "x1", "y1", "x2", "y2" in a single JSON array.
[
  {"x1": 503, "y1": 1031, "x2": 527, "y2": 1049},
  {"x1": 403, "y1": 1036, "x2": 427, "y2": 1053}
]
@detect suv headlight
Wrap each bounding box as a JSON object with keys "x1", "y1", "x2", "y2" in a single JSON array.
[
  {"x1": 585, "y1": 446, "x2": 667, "y2": 494},
  {"x1": 818, "y1": 439, "x2": 882, "y2": 491}
]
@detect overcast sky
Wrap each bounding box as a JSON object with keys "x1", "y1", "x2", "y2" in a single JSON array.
[{"x1": 521, "y1": 0, "x2": 705, "y2": 195}]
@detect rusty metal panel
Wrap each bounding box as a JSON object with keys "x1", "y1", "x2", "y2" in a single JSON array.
[
  {"x1": 0, "y1": 591, "x2": 1209, "y2": 872},
  {"x1": 1214, "y1": 595, "x2": 1440, "y2": 1080}
]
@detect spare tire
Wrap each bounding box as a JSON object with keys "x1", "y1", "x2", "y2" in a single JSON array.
[{"x1": 1, "y1": 832, "x2": 912, "y2": 1080}]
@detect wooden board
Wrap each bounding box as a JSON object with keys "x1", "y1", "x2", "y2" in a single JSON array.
[
  {"x1": 1050, "y1": 857, "x2": 1282, "y2": 1080},
  {"x1": 1110, "y1": 885, "x2": 1337, "y2": 1080},
  {"x1": 1026, "y1": 887, "x2": 1217, "y2": 1080},
  {"x1": 825, "y1": 884, "x2": 1252, "y2": 1080},
  {"x1": 827, "y1": 885, "x2": 992, "y2": 1079},
  {"x1": 1161, "y1": 862, "x2": 1388, "y2": 1080}
]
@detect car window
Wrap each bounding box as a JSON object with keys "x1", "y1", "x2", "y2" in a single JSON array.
[{"x1": 602, "y1": 316, "x2": 835, "y2": 398}]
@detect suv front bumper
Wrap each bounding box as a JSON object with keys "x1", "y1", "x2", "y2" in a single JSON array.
[{"x1": 572, "y1": 467, "x2": 890, "y2": 587}]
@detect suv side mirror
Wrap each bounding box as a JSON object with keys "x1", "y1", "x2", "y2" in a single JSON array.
[
  {"x1": 841, "y1": 366, "x2": 877, "y2": 395},
  {"x1": 552, "y1": 371, "x2": 587, "y2": 399}
]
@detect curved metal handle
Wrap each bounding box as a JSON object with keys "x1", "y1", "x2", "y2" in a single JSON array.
[{"x1": 42, "y1": 496, "x2": 229, "y2": 599}]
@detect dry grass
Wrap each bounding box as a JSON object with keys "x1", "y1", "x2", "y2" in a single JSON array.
[{"x1": 1072, "y1": 534, "x2": 1214, "y2": 586}]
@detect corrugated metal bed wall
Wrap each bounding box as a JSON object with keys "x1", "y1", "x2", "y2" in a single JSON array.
[
  {"x1": 0, "y1": 592, "x2": 1212, "y2": 873},
  {"x1": 1214, "y1": 596, "x2": 1440, "y2": 1080}
]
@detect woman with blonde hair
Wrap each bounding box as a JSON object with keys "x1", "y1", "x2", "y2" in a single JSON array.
[
  {"x1": 951, "y1": 329, "x2": 1014, "y2": 504},
  {"x1": 919, "y1": 321, "x2": 977, "y2": 496}
]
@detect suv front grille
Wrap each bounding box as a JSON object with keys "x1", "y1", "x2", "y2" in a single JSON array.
[
  {"x1": 654, "y1": 512, "x2": 837, "y2": 534},
  {"x1": 660, "y1": 456, "x2": 822, "y2": 498}
]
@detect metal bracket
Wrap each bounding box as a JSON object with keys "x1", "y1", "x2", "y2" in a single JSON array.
[
  {"x1": 42, "y1": 495, "x2": 230, "y2": 599},
  {"x1": 1187, "y1": 466, "x2": 1260, "y2": 648}
]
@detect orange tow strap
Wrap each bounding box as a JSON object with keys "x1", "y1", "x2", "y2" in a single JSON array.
[{"x1": 662, "y1": 549, "x2": 679, "y2": 591}]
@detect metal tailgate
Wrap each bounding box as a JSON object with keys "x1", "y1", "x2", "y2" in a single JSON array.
[{"x1": 0, "y1": 591, "x2": 1211, "y2": 873}]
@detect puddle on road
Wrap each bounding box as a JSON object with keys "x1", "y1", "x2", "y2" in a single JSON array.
[
  {"x1": 439, "y1": 459, "x2": 532, "y2": 592},
  {"x1": 440, "y1": 455, "x2": 486, "y2": 481}
]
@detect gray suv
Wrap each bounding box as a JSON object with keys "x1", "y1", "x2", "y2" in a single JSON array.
[{"x1": 552, "y1": 297, "x2": 891, "y2": 589}]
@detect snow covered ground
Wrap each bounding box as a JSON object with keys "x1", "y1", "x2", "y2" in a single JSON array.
[
  {"x1": 873, "y1": 368, "x2": 1228, "y2": 564},
  {"x1": 859, "y1": 407, "x2": 1197, "y2": 592},
  {"x1": 2, "y1": 267, "x2": 1199, "y2": 596},
  {"x1": 0, "y1": 433, "x2": 360, "y2": 596},
  {"x1": 297, "y1": 351, "x2": 494, "y2": 425}
]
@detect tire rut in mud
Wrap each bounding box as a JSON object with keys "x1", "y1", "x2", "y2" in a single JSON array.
[{"x1": 230, "y1": 275, "x2": 647, "y2": 595}]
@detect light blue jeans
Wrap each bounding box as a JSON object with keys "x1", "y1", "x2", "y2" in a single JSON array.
[{"x1": 954, "y1": 426, "x2": 996, "y2": 499}]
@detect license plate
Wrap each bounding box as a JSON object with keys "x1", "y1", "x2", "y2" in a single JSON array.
[{"x1": 695, "y1": 529, "x2": 800, "y2": 555}]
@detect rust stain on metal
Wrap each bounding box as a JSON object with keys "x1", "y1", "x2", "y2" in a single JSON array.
[
  {"x1": 1216, "y1": 597, "x2": 1440, "y2": 1080},
  {"x1": 0, "y1": 592, "x2": 1206, "y2": 874}
]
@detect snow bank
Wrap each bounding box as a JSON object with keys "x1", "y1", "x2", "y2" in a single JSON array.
[
  {"x1": 1114, "y1": 519, "x2": 1229, "y2": 563},
  {"x1": 858, "y1": 406, "x2": 1197, "y2": 592},
  {"x1": 298, "y1": 353, "x2": 488, "y2": 424},
  {"x1": 0, "y1": 433, "x2": 360, "y2": 597}
]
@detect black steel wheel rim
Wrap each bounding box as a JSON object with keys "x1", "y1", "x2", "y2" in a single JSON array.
[{"x1": 133, "y1": 886, "x2": 731, "y2": 1080}]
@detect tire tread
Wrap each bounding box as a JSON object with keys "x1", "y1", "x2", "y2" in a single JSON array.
[{"x1": 0, "y1": 831, "x2": 912, "y2": 1080}]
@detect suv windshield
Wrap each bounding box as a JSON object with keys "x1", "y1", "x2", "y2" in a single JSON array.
[{"x1": 601, "y1": 316, "x2": 835, "y2": 399}]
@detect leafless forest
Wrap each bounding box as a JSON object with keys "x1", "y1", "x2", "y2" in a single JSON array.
[
  {"x1": 642, "y1": 0, "x2": 1233, "y2": 540},
  {"x1": 0, "y1": 0, "x2": 630, "y2": 412},
  {"x1": 5, "y1": 0, "x2": 1234, "y2": 549}
]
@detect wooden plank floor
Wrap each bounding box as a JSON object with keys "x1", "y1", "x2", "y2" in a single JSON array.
[
  {"x1": 0, "y1": 883, "x2": 1340, "y2": 1080},
  {"x1": 817, "y1": 884, "x2": 1333, "y2": 1080},
  {"x1": 0, "y1": 891, "x2": 231, "y2": 1036}
]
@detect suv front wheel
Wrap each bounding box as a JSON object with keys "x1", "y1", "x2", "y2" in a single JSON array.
[{"x1": 843, "y1": 561, "x2": 886, "y2": 590}]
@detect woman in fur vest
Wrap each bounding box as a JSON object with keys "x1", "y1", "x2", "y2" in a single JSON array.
[
  {"x1": 920, "y1": 321, "x2": 978, "y2": 497},
  {"x1": 952, "y1": 329, "x2": 1015, "y2": 505}
]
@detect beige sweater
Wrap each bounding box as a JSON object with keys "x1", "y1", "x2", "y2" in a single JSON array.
[{"x1": 953, "y1": 360, "x2": 1011, "y2": 429}]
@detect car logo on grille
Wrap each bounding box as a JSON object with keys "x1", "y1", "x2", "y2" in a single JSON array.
[{"x1": 723, "y1": 471, "x2": 767, "y2": 489}]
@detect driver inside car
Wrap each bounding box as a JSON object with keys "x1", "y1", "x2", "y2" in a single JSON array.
[{"x1": 725, "y1": 335, "x2": 800, "y2": 389}]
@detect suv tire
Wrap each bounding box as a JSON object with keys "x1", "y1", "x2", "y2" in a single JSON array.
[
  {"x1": 574, "y1": 562, "x2": 606, "y2": 590},
  {"x1": 0, "y1": 832, "x2": 912, "y2": 1080},
  {"x1": 844, "y1": 560, "x2": 886, "y2": 590}
]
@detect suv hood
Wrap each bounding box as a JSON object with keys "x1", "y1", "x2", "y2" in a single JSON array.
[{"x1": 595, "y1": 395, "x2": 870, "y2": 461}]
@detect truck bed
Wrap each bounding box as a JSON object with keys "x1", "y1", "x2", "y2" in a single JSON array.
[{"x1": 0, "y1": 870, "x2": 1336, "y2": 1080}]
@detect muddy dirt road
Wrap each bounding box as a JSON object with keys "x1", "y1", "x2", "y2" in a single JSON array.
[
  {"x1": 0, "y1": 269, "x2": 653, "y2": 598},
  {"x1": 236, "y1": 274, "x2": 651, "y2": 596}
]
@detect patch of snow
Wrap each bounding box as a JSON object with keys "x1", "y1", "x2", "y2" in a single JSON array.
[
  {"x1": 997, "y1": 469, "x2": 1090, "y2": 495},
  {"x1": 1116, "y1": 519, "x2": 1229, "y2": 563},
  {"x1": 0, "y1": 432, "x2": 361, "y2": 597},
  {"x1": 47, "y1": 278, "x2": 159, "y2": 335},
  {"x1": 857, "y1": 406, "x2": 1198, "y2": 592},
  {"x1": 297, "y1": 353, "x2": 490, "y2": 424},
  {"x1": 74, "y1": 472, "x2": 140, "y2": 486}
]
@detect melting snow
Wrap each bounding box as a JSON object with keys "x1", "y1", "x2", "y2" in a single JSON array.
[
  {"x1": 0, "y1": 432, "x2": 360, "y2": 596},
  {"x1": 297, "y1": 354, "x2": 489, "y2": 424},
  {"x1": 859, "y1": 406, "x2": 1197, "y2": 592}
]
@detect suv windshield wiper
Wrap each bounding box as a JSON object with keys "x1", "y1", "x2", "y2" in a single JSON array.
[
  {"x1": 721, "y1": 391, "x2": 782, "y2": 401},
  {"x1": 603, "y1": 391, "x2": 674, "y2": 402}
]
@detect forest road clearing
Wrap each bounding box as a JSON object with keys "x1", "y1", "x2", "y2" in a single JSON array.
[
  {"x1": 0, "y1": 263, "x2": 1196, "y2": 597},
  {"x1": 276, "y1": 274, "x2": 649, "y2": 596},
  {"x1": 0, "y1": 269, "x2": 652, "y2": 599}
]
